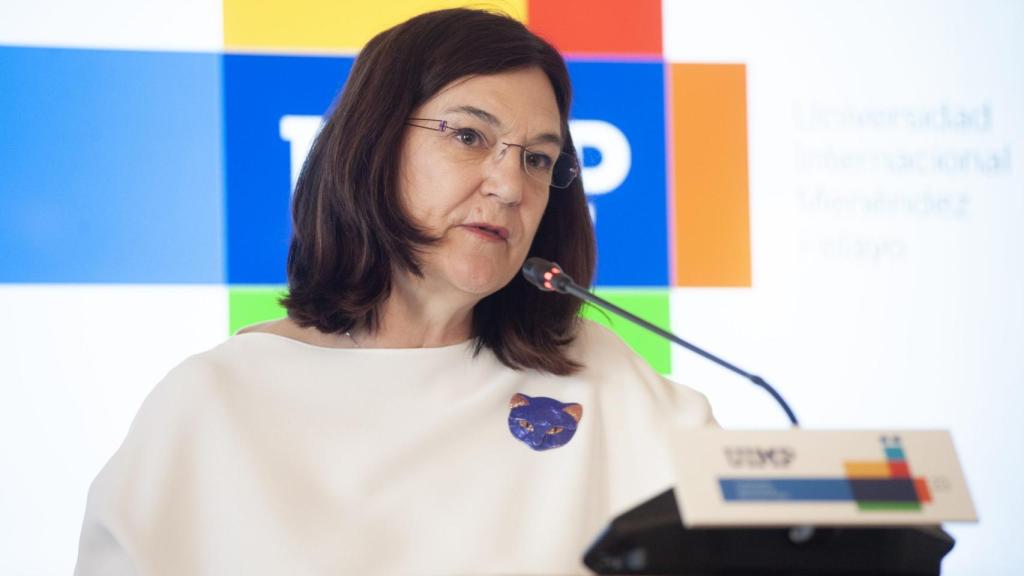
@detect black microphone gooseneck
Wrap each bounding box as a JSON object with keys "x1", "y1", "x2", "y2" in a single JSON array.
[{"x1": 522, "y1": 257, "x2": 800, "y2": 426}]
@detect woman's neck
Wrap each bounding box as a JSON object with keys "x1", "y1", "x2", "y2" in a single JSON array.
[{"x1": 352, "y1": 271, "x2": 476, "y2": 348}]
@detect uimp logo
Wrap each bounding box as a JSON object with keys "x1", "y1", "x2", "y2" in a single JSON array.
[
  {"x1": 222, "y1": 3, "x2": 754, "y2": 372},
  {"x1": 224, "y1": 3, "x2": 754, "y2": 290},
  {"x1": 725, "y1": 446, "x2": 796, "y2": 468}
]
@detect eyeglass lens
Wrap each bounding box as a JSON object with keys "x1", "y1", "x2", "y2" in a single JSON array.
[{"x1": 408, "y1": 118, "x2": 580, "y2": 189}]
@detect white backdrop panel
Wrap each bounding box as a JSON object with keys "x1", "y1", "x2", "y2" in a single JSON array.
[
  {"x1": 0, "y1": 285, "x2": 227, "y2": 575},
  {"x1": 0, "y1": 0, "x2": 223, "y2": 51},
  {"x1": 665, "y1": 1, "x2": 1024, "y2": 574}
]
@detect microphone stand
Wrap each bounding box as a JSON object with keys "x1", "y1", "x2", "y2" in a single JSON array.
[
  {"x1": 526, "y1": 257, "x2": 799, "y2": 427},
  {"x1": 562, "y1": 283, "x2": 800, "y2": 427}
]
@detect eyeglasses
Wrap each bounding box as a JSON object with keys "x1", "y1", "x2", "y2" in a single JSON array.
[{"x1": 406, "y1": 117, "x2": 580, "y2": 189}]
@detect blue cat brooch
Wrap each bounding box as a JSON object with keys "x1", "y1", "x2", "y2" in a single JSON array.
[{"x1": 508, "y1": 393, "x2": 583, "y2": 451}]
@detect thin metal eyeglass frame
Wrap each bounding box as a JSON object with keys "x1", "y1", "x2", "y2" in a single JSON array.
[{"x1": 406, "y1": 117, "x2": 579, "y2": 189}]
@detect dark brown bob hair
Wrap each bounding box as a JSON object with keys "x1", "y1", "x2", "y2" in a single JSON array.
[{"x1": 282, "y1": 8, "x2": 596, "y2": 375}]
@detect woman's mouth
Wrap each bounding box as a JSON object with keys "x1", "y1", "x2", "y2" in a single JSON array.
[{"x1": 461, "y1": 223, "x2": 509, "y2": 242}]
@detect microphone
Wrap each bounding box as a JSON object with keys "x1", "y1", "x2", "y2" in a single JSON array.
[{"x1": 522, "y1": 257, "x2": 800, "y2": 426}]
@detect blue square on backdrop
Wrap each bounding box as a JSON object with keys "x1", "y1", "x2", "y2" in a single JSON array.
[
  {"x1": 567, "y1": 61, "x2": 668, "y2": 286},
  {"x1": 0, "y1": 47, "x2": 223, "y2": 283},
  {"x1": 223, "y1": 57, "x2": 667, "y2": 286},
  {"x1": 224, "y1": 54, "x2": 354, "y2": 284}
]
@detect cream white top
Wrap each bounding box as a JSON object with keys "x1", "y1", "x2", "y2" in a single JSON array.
[{"x1": 75, "y1": 320, "x2": 714, "y2": 575}]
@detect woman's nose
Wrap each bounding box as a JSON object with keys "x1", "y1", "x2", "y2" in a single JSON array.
[{"x1": 480, "y1": 144, "x2": 526, "y2": 205}]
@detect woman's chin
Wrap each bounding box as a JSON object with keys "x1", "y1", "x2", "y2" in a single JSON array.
[{"x1": 446, "y1": 258, "x2": 516, "y2": 296}]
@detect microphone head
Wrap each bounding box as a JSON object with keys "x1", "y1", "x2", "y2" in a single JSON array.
[{"x1": 522, "y1": 257, "x2": 573, "y2": 293}]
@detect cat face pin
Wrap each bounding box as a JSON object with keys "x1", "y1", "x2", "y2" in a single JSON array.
[{"x1": 508, "y1": 393, "x2": 583, "y2": 451}]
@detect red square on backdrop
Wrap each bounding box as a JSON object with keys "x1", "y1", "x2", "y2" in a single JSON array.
[{"x1": 527, "y1": 0, "x2": 662, "y2": 56}]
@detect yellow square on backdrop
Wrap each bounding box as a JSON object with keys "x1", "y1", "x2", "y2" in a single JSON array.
[{"x1": 224, "y1": 0, "x2": 528, "y2": 53}]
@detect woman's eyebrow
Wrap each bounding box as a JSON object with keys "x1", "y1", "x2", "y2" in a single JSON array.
[
  {"x1": 444, "y1": 104, "x2": 564, "y2": 147},
  {"x1": 528, "y1": 133, "x2": 564, "y2": 147},
  {"x1": 444, "y1": 105, "x2": 502, "y2": 127}
]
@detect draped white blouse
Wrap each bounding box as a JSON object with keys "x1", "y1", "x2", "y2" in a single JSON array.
[{"x1": 75, "y1": 320, "x2": 714, "y2": 575}]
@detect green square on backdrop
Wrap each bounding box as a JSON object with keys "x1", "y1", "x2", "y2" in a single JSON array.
[
  {"x1": 582, "y1": 288, "x2": 672, "y2": 374},
  {"x1": 228, "y1": 286, "x2": 287, "y2": 334},
  {"x1": 227, "y1": 285, "x2": 671, "y2": 374}
]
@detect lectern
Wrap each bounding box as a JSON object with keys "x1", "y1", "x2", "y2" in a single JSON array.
[{"x1": 584, "y1": 488, "x2": 955, "y2": 575}]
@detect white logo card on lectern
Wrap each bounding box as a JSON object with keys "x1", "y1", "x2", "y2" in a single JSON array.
[{"x1": 672, "y1": 430, "x2": 977, "y2": 527}]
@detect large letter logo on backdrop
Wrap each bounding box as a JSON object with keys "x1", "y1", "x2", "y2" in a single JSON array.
[{"x1": 570, "y1": 119, "x2": 632, "y2": 221}]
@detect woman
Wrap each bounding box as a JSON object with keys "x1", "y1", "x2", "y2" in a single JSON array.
[{"x1": 76, "y1": 9, "x2": 714, "y2": 575}]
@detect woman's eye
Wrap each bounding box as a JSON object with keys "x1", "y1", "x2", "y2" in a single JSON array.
[
  {"x1": 454, "y1": 128, "x2": 483, "y2": 146},
  {"x1": 525, "y1": 151, "x2": 554, "y2": 172}
]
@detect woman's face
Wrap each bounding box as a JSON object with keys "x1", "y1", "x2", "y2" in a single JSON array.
[{"x1": 398, "y1": 67, "x2": 562, "y2": 299}]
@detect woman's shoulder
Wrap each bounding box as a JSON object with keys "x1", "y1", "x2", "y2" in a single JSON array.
[
  {"x1": 574, "y1": 317, "x2": 636, "y2": 351},
  {"x1": 131, "y1": 325, "x2": 299, "y2": 421},
  {"x1": 570, "y1": 318, "x2": 656, "y2": 371},
  {"x1": 133, "y1": 338, "x2": 250, "y2": 419},
  {"x1": 234, "y1": 317, "x2": 295, "y2": 338},
  {"x1": 101, "y1": 326, "x2": 311, "y2": 470},
  {"x1": 571, "y1": 318, "x2": 717, "y2": 428},
  {"x1": 234, "y1": 317, "x2": 359, "y2": 350}
]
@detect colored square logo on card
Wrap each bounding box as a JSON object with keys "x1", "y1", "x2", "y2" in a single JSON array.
[{"x1": 721, "y1": 437, "x2": 934, "y2": 512}]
